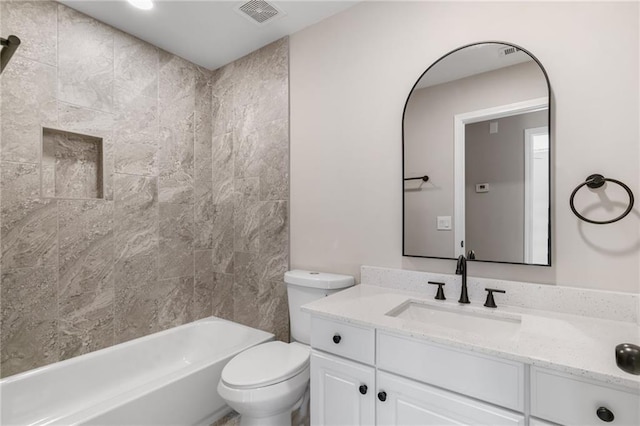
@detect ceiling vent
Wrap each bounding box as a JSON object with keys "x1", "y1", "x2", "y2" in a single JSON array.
[
  {"x1": 498, "y1": 46, "x2": 521, "y2": 57},
  {"x1": 236, "y1": 0, "x2": 284, "y2": 25}
]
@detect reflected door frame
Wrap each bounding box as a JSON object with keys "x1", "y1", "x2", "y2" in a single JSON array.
[{"x1": 453, "y1": 97, "x2": 549, "y2": 258}]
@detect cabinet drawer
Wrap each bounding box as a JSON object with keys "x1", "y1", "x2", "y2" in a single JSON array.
[
  {"x1": 377, "y1": 371, "x2": 525, "y2": 426},
  {"x1": 531, "y1": 367, "x2": 640, "y2": 426},
  {"x1": 311, "y1": 316, "x2": 375, "y2": 365},
  {"x1": 377, "y1": 331, "x2": 525, "y2": 411}
]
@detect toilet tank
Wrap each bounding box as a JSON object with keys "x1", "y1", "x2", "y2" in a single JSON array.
[{"x1": 285, "y1": 270, "x2": 354, "y2": 344}]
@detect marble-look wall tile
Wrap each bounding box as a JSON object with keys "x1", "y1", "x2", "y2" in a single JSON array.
[
  {"x1": 211, "y1": 37, "x2": 290, "y2": 342},
  {"x1": 159, "y1": 51, "x2": 195, "y2": 127},
  {"x1": 156, "y1": 276, "x2": 194, "y2": 331},
  {"x1": 212, "y1": 133, "x2": 234, "y2": 204},
  {"x1": 114, "y1": 32, "x2": 158, "y2": 100},
  {"x1": 114, "y1": 32, "x2": 158, "y2": 138},
  {"x1": 212, "y1": 82, "x2": 235, "y2": 137},
  {"x1": 159, "y1": 202, "x2": 194, "y2": 279},
  {"x1": 1, "y1": 162, "x2": 57, "y2": 269},
  {"x1": 114, "y1": 173, "x2": 158, "y2": 287},
  {"x1": 233, "y1": 251, "x2": 288, "y2": 340},
  {"x1": 194, "y1": 250, "x2": 213, "y2": 320},
  {"x1": 114, "y1": 275, "x2": 193, "y2": 343},
  {"x1": 58, "y1": 4, "x2": 114, "y2": 112},
  {"x1": 114, "y1": 281, "x2": 159, "y2": 344},
  {"x1": 234, "y1": 118, "x2": 288, "y2": 201},
  {"x1": 0, "y1": 0, "x2": 57, "y2": 66},
  {"x1": 1, "y1": 266, "x2": 57, "y2": 377},
  {"x1": 258, "y1": 201, "x2": 288, "y2": 257},
  {"x1": 114, "y1": 90, "x2": 158, "y2": 139},
  {"x1": 41, "y1": 140, "x2": 56, "y2": 198},
  {"x1": 58, "y1": 200, "x2": 114, "y2": 360},
  {"x1": 234, "y1": 197, "x2": 261, "y2": 254},
  {"x1": 194, "y1": 68, "x2": 213, "y2": 249},
  {"x1": 233, "y1": 252, "x2": 260, "y2": 330},
  {"x1": 212, "y1": 203, "x2": 234, "y2": 274},
  {"x1": 114, "y1": 131, "x2": 157, "y2": 176},
  {"x1": 58, "y1": 103, "x2": 114, "y2": 200},
  {"x1": 159, "y1": 122, "x2": 194, "y2": 204},
  {"x1": 1, "y1": 56, "x2": 56, "y2": 163},
  {"x1": 213, "y1": 272, "x2": 234, "y2": 322}
]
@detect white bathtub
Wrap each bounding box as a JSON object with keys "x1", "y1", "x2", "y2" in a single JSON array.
[{"x1": 0, "y1": 317, "x2": 273, "y2": 426}]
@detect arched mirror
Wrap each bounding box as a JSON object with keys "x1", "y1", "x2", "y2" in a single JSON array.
[{"x1": 403, "y1": 42, "x2": 551, "y2": 265}]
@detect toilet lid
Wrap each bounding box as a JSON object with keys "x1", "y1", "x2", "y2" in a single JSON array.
[{"x1": 221, "y1": 341, "x2": 310, "y2": 389}]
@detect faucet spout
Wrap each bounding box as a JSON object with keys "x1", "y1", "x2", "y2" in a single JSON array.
[{"x1": 455, "y1": 255, "x2": 470, "y2": 304}]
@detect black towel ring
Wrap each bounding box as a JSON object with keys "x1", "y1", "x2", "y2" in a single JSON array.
[{"x1": 569, "y1": 174, "x2": 634, "y2": 225}]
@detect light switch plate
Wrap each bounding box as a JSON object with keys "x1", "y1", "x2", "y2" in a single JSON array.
[{"x1": 437, "y1": 216, "x2": 452, "y2": 231}]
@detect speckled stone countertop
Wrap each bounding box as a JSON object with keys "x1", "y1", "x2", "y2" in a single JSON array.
[{"x1": 302, "y1": 283, "x2": 640, "y2": 391}]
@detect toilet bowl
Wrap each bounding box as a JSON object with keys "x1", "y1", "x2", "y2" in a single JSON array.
[
  {"x1": 217, "y1": 341, "x2": 310, "y2": 426},
  {"x1": 217, "y1": 270, "x2": 355, "y2": 426}
]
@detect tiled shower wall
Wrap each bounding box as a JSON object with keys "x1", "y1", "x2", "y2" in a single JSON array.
[{"x1": 0, "y1": 1, "x2": 289, "y2": 378}]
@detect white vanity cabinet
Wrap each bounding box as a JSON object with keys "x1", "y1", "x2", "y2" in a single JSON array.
[
  {"x1": 309, "y1": 315, "x2": 639, "y2": 426},
  {"x1": 310, "y1": 316, "x2": 526, "y2": 426}
]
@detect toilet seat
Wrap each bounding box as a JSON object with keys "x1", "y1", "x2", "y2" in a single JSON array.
[{"x1": 221, "y1": 341, "x2": 310, "y2": 389}]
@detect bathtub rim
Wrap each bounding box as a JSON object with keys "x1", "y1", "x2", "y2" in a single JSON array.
[
  {"x1": 0, "y1": 316, "x2": 274, "y2": 384},
  {"x1": 1, "y1": 317, "x2": 275, "y2": 426}
]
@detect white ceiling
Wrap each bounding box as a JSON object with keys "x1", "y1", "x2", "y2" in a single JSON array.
[{"x1": 59, "y1": 0, "x2": 358, "y2": 70}]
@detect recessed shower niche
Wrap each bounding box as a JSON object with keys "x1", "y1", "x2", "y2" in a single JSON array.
[{"x1": 41, "y1": 127, "x2": 104, "y2": 199}]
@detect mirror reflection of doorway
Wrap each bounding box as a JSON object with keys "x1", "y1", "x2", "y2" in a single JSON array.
[
  {"x1": 524, "y1": 127, "x2": 549, "y2": 264},
  {"x1": 458, "y1": 103, "x2": 549, "y2": 264}
]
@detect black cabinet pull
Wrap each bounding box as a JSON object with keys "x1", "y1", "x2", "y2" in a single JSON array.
[
  {"x1": 377, "y1": 391, "x2": 387, "y2": 402},
  {"x1": 596, "y1": 407, "x2": 614, "y2": 422},
  {"x1": 359, "y1": 384, "x2": 368, "y2": 395},
  {"x1": 332, "y1": 334, "x2": 341, "y2": 344}
]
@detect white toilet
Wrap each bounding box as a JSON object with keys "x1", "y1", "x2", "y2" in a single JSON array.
[{"x1": 217, "y1": 270, "x2": 355, "y2": 426}]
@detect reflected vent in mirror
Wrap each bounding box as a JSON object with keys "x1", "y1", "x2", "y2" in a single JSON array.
[
  {"x1": 236, "y1": 0, "x2": 284, "y2": 25},
  {"x1": 499, "y1": 46, "x2": 521, "y2": 57}
]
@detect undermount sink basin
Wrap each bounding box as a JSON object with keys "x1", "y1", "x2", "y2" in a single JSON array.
[{"x1": 386, "y1": 300, "x2": 522, "y2": 336}]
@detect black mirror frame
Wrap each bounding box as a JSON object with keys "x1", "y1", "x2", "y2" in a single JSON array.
[{"x1": 402, "y1": 41, "x2": 553, "y2": 267}]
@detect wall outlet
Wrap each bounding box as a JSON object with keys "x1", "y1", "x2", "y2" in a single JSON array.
[{"x1": 437, "y1": 216, "x2": 452, "y2": 231}]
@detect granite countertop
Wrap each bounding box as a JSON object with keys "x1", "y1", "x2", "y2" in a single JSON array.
[{"x1": 302, "y1": 284, "x2": 640, "y2": 390}]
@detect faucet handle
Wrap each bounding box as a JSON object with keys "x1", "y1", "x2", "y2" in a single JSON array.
[
  {"x1": 428, "y1": 281, "x2": 446, "y2": 300},
  {"x1": 484, "y1": 288, "x2": 506, "y2": 308}
]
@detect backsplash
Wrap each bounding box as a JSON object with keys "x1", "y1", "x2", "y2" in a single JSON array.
[
  {"x1": 361, "y1": 266, "x2": 639, "y2": 324},
  {"x1": 0, "y1": 1, "x2": 289, "y2": 377}
]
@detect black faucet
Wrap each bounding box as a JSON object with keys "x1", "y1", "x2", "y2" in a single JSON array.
[{"x1": 455, "y1": 255, "x2": 470, "y2": 304}]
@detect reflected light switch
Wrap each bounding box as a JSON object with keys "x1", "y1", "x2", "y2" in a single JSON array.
[{"x1": 437, "y1": 216, "x2": 452, "y2": 231}]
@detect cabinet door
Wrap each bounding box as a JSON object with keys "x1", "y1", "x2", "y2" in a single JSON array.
[
  {"x1": 376, "y1": 371, "x2": 525, "y2": 426},
  {"x1": 311, "y1": 350, "x2": 375, "y2": 426}
]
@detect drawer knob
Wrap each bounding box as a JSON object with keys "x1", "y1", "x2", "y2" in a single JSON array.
[
  {"x1": 359, "y1": 384, "x2": 368, "y2": 395},
  {"x1": 597, "y1": 407, "x2": 615, "y2": 422},
  {"x1": 332, "y1": 334, "x2": 341, "y2": 344},
  {"x1": 377, "y1": 391, "x2": 387, "y2": 402}
]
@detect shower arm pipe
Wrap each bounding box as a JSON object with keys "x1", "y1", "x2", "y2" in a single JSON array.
[{"x1": 1, "y1": 35, "x2": 21, "y2": 74}]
